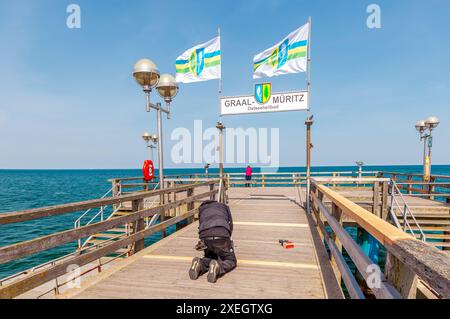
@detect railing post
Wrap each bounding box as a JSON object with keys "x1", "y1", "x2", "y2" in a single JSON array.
[
  {"x1": 381, "y1": 181, "x2": 389, "y2": 220},
  {"x1": 429, "y1": 176, "x2": 435, "y2": 200},
  {"x1": 173, "y1": 183, "x2": 178, "y2": 217},
  {"x1": 223, "y1": 177, "x2": 229, "y2": 204},
  {"x1": 111, "y1": 179, "x2": 120, "y2": 211},
  {"x1": 407, "y1": 175, "x2": 412, "y2": 194},
  {"x1": 330, "y1": 203, "x2": 343, "y2": 283},
  {"x1": 209, "y1": 182, "x2": 215, "y2": 201},
  {"x1": 159, "y1": 188, "x2": 167, "y2": 238},
  {"x1": 187, "y1": 187, "x2": 195, "y2": 224},
  {"x1": 143, "y1": 179, "x2": 149, "y2": 192},
  {"x1": 385, "y1": 252, "x2": 418, "y2": 298},
  {"x1": 262, "y1": 174, "x2": 265, "y2": 190},
  {"x1": 131, "y1": 198, "x2": 145, "y2": 253},
  {"x1": 167, "y1": 181, "x2": 174, "y2": 217},
  {"x1": 317, "y1": 188, "x2": 323, "y2": 220},
  {"x1": 175, "y1": 187, "x2": 193, "y2": 231},
  {"x1": 372, "y1": 181, "x2": 380, "y2": 217}
]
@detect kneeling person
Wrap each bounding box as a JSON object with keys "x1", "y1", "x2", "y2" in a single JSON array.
[{"x1": 189, "y1": 200, "x2": 237, "y2": 283}]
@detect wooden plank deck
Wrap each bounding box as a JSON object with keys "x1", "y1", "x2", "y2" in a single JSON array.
[{"x1": 61, "y1": 187, "x2": 341, "y2": 299}]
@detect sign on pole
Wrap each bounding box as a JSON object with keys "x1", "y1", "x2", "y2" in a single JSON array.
[{"x1": 220, "y1": 83, "x2": 308, "y2": 116}]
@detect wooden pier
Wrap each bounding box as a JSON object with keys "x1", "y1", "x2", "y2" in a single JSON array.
[
  {"x1": 62, "y1": 187, "x2": 339, "y2": 299},
  {"x1": 0, "y1": 172, "x2": 450, "y2": 299}
]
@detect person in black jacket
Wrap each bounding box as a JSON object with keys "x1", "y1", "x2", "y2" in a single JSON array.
[{"x1": 189, "y1": 200, "x2": 237, "y2": 283}]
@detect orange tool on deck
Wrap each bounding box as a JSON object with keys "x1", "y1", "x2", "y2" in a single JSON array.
[{"x1": 279, "y1": 239, "x2": 295, "y2": 249}]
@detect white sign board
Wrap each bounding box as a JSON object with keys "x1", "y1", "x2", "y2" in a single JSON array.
[{"x1": 220, "y1": 90, "x2": 309, "y2": 116}]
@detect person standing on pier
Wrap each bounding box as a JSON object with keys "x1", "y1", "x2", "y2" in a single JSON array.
[
  {"x1": 245, "y1": 165, "x2": 253, "y2": 187},
  {"x1": 189, "y1": 200, "x2": 237, "y2": 283},
  {"x1": 204, "y1": 163, "x2": 210, "y2": 178}
]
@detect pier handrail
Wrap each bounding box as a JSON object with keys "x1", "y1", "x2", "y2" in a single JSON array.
[
  {"x1": 389, "y1": 181, "x2": 426, "y2": 241},
  {"x1": 0, "y1": 180, "x2": 219, "y2": 226},
  {"x1": 109, "y1": 170, "x2": 380, "y2": 189},
  {"x1": 379, "y1": 171, "x2": 450, "y2": 180},
  {"x1": 74, "y1": 186, "x2": 116, "y2": 230},
  {"x1": 0, "y1": 178, "x2": 224, "y2": 298},
  {"x1": 74, "y1": 182, "x2": 160, "y2": 249},
  {"x1": 378, "y1": 171, "x2": 450, "y2": 203},
  {"x1": 310, "y1": 178, "x2": 450, "y2": 299}
]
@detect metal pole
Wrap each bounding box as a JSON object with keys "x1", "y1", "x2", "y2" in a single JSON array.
[
  {"x1": 307, "y1": 16, "x2": 312, "y2": 107},
  {"x1": 217, "y1": 27, "x2": 222, "y2": 116},
  {"x1": 305, "y1": 16, "x2": 312, "y2": 214},
  {"x1": 306, "y1": 119, "x2": 312, "y2": 213},
  {"x1": 219, "y1": 128, "x2": 223, "y2": 177},
  {"x1": 217, "y1": 27, "x2": 224, "y2": 179},
  {"x1": 156, "y1": 104, "x2": 166, "y2": 238},
  {"x1": 422, "y1": 134, "x2": 428, "y2": 181},
  {"x1": 216, "y1": 122, "x2": 224, "y2": 178},
  {"x1": 156, "y1": 104, "x2": 164, "y2": 188},
  {"x1": 427, "y1": 132, "x2": 433, "y2": 183}
]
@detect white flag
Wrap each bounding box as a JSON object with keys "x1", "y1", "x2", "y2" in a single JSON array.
[
  {"x1": 253, "y1": 23, "x2": 309, "y2": 79},
  {"x1": 175, "y1": 36, "x2": 221, "y2": 83}
]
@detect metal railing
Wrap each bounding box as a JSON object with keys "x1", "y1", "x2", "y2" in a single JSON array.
[
  {"x1": 74, "y1": 187, "x2": 116, "y2": 229},
  {"x1": 74, "y1": 186, "x2": 120, "y2": 249},
  {"x1": 74, "y1": 182, "x2": 161, "y2": 249},
  {"x1": 389, "y1": 181, "x2": 426, "y2": 241},
  {"x1": 379, "y1": 171, "x2": 450, "y2": 203}
]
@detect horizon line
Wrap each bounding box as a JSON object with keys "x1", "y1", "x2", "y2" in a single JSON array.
[{"x1": 1, "y1": 164, "x2": 449, "y2": 171}]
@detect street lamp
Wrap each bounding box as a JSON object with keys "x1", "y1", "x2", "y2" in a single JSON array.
[
  {"x1": 133, "y1": 59, "x2": 160, "y2": 112},
  {"x1": 356, "y1": 160, "x2": 364, "y2": 178},
  {"x1": 416, "y1": 116, "x2": 439, "y2": 182},
  {"x1": 156, "y1": 74, "x2": 179, "y2": 119},
  {"x1": 142, "y1": 132, "x2": 158, "y2": 161},
  {"x1": 415, "y1": 120, "x2": 426, "y2": 134},
  {"x1": 133, "y1": 59, "x2": 179, "y2": 189},
  {"x1": 425, "y1": 116, "x2": 440, "y2": 130}
]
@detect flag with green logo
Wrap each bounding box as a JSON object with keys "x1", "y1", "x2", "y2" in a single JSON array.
[
  {"x1": 253, "y1": 23, "x2": 309, "y2": 79},
  {"x1": 175, "y1": 36, "x2": 221, "y2": 83}
]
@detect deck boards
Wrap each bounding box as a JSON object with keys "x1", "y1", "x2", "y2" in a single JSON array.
[{"x1": 66, "y1": 187, "x2": 333, "y2": 299}]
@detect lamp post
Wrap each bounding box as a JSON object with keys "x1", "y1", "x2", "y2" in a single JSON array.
[
  {"x1": 216, "y1": 121, "x2": 225, "y2": 178},
  {"x1": 356, "y1": 160, "x2": 364, "y2": 179},
  {"x1": 142, "y1": 132, "x2": 158, "y2": 161},
  {"x1": 133, "y1": 59, "x2": 179, "y2": 189},
  {"x1": 305, "y1": 115, "x2": 314, "y2": 214},
  {"x1": 415, "y1": 116, "x2": 440, "y2": 182}
]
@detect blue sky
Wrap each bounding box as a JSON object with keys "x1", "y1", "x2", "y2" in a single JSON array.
[{"x1": 0, "y1": 0, "x2": 449, "y2": 169}]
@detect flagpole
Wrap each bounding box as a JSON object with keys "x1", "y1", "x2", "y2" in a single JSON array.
[
  {"x1": 305, "y1": 16, "x2": 313, "y2": 214},
  {"x1": 307, "y1": 16, "x2": 312, "y2": 112},
  {"x1": 218, "y1": 27, "x2": 222, "y2": 113},
  {"x1": 217, "y1": 27, "x2": 224, "y2": 180}
]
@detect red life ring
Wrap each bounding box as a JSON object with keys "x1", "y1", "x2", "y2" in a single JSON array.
[{"x1": 142, "y1": 160, "x2": 154, "y2": 181}]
